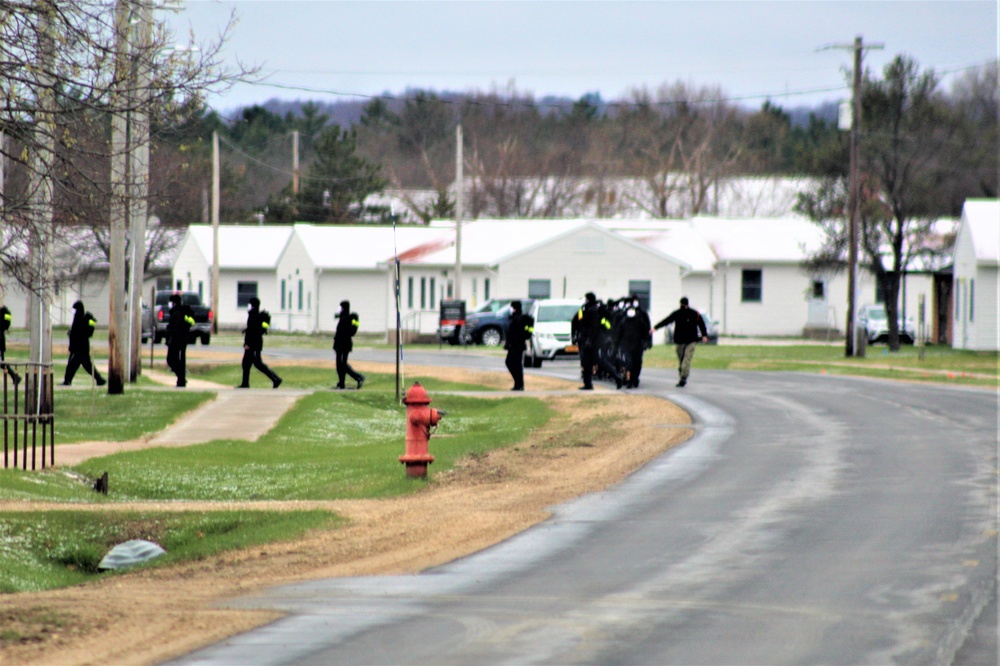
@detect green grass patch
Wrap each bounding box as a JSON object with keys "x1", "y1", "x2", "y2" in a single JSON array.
[
  {"x1": 54, "y1": 390, "x2": 214, "y2": 444},
  {"x1": 644, "y1": 343, "x2": 998, "y2": 387},
  {"x1": 72, "y1": 391, "x2": 551, "y2": 501},
  {"x1": 0, "y1": 509, "x2": 337, "y2": 594}
]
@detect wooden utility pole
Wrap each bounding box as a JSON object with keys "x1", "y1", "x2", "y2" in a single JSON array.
[
  {"x1": 292, "y1": 130, "x2": 300, "y2": 195},
  {"x1": 823, "y1": 35, "x2": 882, "y2": 357},
  {"x1": 107, "y1": 0, "x2": 130, "y2": 394},
  {"x1": 128, "y1": 0, "x2": 152, "y2": 382},
  {"x1": 454, "y1": 123, "x2": 463, "y2": 300},
  {"x1": 211, "y1": 130, "x2": 220, "y2": 334}
]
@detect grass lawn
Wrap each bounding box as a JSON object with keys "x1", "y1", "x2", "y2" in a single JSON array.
[
  {"x1": 644, "y1": 342, "x2": 998, "y2": 388},
  {"x1": 0, "y1": 509, "x2": 337, "y2": 594}
]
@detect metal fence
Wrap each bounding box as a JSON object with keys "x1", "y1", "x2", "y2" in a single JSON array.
[{"x1": 2, "y1": 363, "x2": 55, "y2": 470}]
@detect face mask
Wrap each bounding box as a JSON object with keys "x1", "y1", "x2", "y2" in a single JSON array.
[
  {"x1": 627, "y1": 308, "x2": 636, "y2": 318},
  {"x1": 248, "y1": 304, "x2": 253, "y2": 312}
]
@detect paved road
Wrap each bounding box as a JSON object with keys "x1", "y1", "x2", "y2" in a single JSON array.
[{"x1": 172, "y1": 350, "x2": 998, "y2": 665}]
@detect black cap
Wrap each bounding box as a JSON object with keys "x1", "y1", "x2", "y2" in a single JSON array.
[
  {"x1": 169, "y1": 294, "x2": 181, "y2": 305},
  {"x1": 511, "y1": 300, "x2": 522, "y2": 312},
  {"x1": 249, "y1": 297, "x2": 260, "y2": 309},
  {"x1": 73, "y1": 300, "x2": 84, "y2": 311},
  {"x1": 680, "y1": 297, "x2": 689, "y2": 306},
  {"x1": 340, "y1": 300, "x2": 350, "y2": 310},
  {"x1": 585, "y1": 292, "x2": 596, "y2": 304}
]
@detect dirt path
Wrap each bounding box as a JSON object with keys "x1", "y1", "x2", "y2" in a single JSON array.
[{"x1": 0, "y1": 361, "x2": 693, "y2": 666}]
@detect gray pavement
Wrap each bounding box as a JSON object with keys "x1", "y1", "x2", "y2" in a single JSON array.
[{"x1": 168, "y1": 363, "x2": 998, "y2": 666}]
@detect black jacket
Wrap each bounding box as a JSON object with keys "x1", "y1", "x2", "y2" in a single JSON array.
[
  {"x1": 68, "y1": 309, "x2": 96, "y2": 354},
  {"x1": 654, "y1": 306, "x2": 707, "y2": 345},
  {"x1": 504, "y1": 312, "x2": 534, "y2": 353},
  {"x1": 0, "y1": 305, "x2": 10, "y2": 353},
  {"x1": 333, "y1": 310, "x2": 359, "y2": 353},
  {"x1": 167, "y1": 304, "x2": 194, "y2": 346},
  {"x1": 243, "y1": 308, "x2": 268, "y2": 351},
  {"x1": 617, "y1": 307, "x2": 652, "y2": 350},
  {"x1": 571, "y1": 301, "x2": 611, "y2": 349}
]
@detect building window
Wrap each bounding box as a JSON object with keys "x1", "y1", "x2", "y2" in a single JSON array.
[
  {"x1": 280, "y1": 279, "x2": 286, "y2": 309},
  {"x1": 811, "y1": 280, "x2": 825, "y2": 299},
  {"x1": 297, "y1": 280, "x2": 303, "y2": 310},
  {"x1": 528, "y1": 279, "x2": 551, "y2": 299},
  {"x1": 484, "y1": 278, "x2": 491, "y2": 301},
  {"x1": 969, "y1": 279, "x2": 975, "y2": 322},
  {"x1": 420, "y1": 277, "x2": 426, "y2": 309},
  {"x1": 175, "y1": 279, "x2": 182, "y2": 291},
  {"x1": 197, "y1": 281, "x2": 204, "y2": 300},
  {"x1": 408, "y1": 277, "x2": 414, "y2": 308},
  {"x1": 955, "y1": 281, "x2": 961, "y2": 320},
  {"x1": 628, "y1": 280, "x2": 651, "y2": 311},
  {"x1": 741, "y1": 269, "x2": 762, "y2": 303},
  {"x1": 429, "y1": 277, "x2": 436, "y2": 309},
  {"x1": 237, "y1": 281, "x2": 258, "y2": 307}
]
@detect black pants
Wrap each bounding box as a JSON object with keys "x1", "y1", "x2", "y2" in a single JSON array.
[
  {"x1": 580, "y1": 343, "x2": 621, "y2": 388},
  {"x1": 620, "y1": 345, "x2": 644, "y2": 387},
  {"x1": 335, "y1": 349, "x2": 363, "y2": 387},
  {"x1": 241, "y1": 348, "x2": 280, "y2": 386},
  {"x1": 505, "y1": 347, "x2": 524, "y2": 389},
  {"x1": 64, "y1": 351, "x2": 103, "y2": 385},
  {"x1": 0, "y1": 349, "x2": 19, "y2": 384},
  {"x1": 167, "y1": 343, "x2": 187, "y2": 386}
]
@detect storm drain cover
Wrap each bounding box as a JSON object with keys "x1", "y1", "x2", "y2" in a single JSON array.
[{"x1": 98, "y1": 540, "x2": 167, "y2": 570}]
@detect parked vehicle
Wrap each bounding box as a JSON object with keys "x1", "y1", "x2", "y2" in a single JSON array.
[
  {"x1": 524, "y1": 298, "x2": 583, "y2": 368},
  {"x1": 460, "y1": 298, "x2": 535, "y2": 347},
  {"x1": 857, "y1": 304, "x2": 915, "y2": 345},
  {"x1": 144, "y1": 291, "x2": 214, "y2": 344},
  {"x1": 664, "y1": 310, "x2": 720, "y2": 345},
  {"x1": 141, "y1": 304, "x2": 151, "y2": 343}
]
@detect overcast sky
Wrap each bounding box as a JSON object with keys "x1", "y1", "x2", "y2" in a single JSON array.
[{"x1": 168, "y1": 1, "x2": 999, "y2": 113}]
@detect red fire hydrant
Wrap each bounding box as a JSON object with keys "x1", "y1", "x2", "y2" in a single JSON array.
[{"x1": 399, "y1": 382, "x2": 444, "y2": 478}]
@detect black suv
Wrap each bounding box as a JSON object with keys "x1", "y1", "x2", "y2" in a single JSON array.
[{"x1": 461, "y1": 298, "x2": 534, "y2": 347}]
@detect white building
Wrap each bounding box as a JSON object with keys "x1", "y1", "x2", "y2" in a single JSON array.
[
  {"x1": 952, "y1": 199, "x2": 999, "y2": 351},
  {"x1": 171, "y1": 226, "x2": 293, "y2": 329}
]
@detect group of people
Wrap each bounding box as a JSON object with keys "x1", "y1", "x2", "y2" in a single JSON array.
[
  {"x1": 505, "y1": 293, "x2": 709, "y2": 391},
  {"x1": 52, "y1": 295, "x2": 366, "y2": 391}
]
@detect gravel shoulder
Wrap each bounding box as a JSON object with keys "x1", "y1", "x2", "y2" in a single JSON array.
[{"x1": 0, "y1": 361, "x2": 692, "y2": 666}]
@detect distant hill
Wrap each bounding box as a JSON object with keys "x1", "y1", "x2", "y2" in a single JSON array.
[{"x1": 218, "y1": 93, "x2": 840, "y2": 129}]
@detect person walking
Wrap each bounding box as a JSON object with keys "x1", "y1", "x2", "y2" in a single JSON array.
[
  {"x1": 62, "y1": 300, "x2": 106, "y2": 386},
  {"x1": 616, "y1": 295, "x2": 652, "y2": 389},
  {"x1": 652, "y1": 296, "x2": 708, "y2": 387},
  {"x1": 571, "y1": 292, "x2": 623, "y2": 390},
  {"x1": 166, "y1": 293, "x2": 194, "y2": 387},
  {"x1": 333, "y1": 300, "x2": 364, "y2": 390},
  {"x1": 0, "y1": 304, "x2": 21, "y2": 386},
  {"x1": 236, "y1": 297, "x2": 282, "y2": 389},
  {"x1": 504, "y1": 300, "x2": 534, "y2": 391}
]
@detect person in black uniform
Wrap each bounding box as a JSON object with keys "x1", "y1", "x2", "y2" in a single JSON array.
[
  {"x1": 62, "y1": 300, "x2": 106, "y2": 386},
  {"x1": 616, "y1": 295, "x2": 652, "y2": 389},
  {"x1": 504, "y1": 300, "x2": 534, "y2": 391},
  {"x1": 166, "y1": 293, "x2": 194, "y2": 387},
  {"x1": 652, "y1": 296, "x2": 708, "y2": 387},
  {"x1": 237, "y1": 297, "x2": 282, "y2": 389},
  {"x1": 571, "y1": 292, "x2": 623, "y2": 390},
  {"x1": 333, "y1": 300, "x2": 364, "y2": 389},
  {"x1": 0, "y1": 304, "x2": 21, "y2": 386}
]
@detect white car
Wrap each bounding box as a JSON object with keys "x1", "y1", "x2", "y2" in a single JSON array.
[
  {"x1": 524, "y1": 298, "x2": 583, "y2": 368},
  {"x1": 857, "y1": 304, "x2": 915, "y2": 345}
]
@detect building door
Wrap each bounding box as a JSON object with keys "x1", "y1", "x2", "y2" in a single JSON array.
[{"x1": 806, "y1": 279, "x2": 831, "y2": 329}]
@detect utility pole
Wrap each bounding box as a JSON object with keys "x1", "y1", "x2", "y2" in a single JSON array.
[
  {"x1": 453, "y1": 123, "x2": 463, "y2": 300},
  {"x1": 107, "y1": 0, "x2": 131, "y2": 394},
  {"x1": 292, "y1": 130, "x2": 300, "y2": 195},
  {"x1": 211, "y1": 130, "x2": 220, "y2": 334},
  {"x1": 128, "y1": 0, "x2": 152, "y2": 382},
  {"x1": 822, "y1": 35, "x2": 882, "y2": 357}
]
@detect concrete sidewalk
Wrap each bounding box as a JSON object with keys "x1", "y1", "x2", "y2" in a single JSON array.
[{"x1": 56, "y1": 369, "x2": 309, "y2": 466}]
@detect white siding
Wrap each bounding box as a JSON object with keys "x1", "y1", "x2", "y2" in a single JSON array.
[
  {"x1": 495, "y1": 226, "x2": 683, "y2": 324},
  {"x1": 274, "y1": 233, "x2": 317, "y2": 332},
  {"x1": 953, "y1": 212, "x2": 999, "y2": 350},
  {"x1": 317, "y1": 270, "x2": 388, "y2": 334}
]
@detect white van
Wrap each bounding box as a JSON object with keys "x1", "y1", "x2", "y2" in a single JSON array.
[{"x1": 525, "y1": 298, "x2": 583, "y2": 367}]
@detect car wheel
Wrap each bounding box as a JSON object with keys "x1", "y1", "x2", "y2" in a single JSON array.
[
  {"x1": 200, "y1": 333, "x2": 211, "y2": 345},
  {"x1": 481, "y1": 327, "x2": 503, "y2": 347},
  {"x1": 153, "y1": 332, "x2": 162, "y2": 344}
]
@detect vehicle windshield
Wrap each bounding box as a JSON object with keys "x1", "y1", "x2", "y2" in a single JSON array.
[
  {"x1": 865, "y1": 305, "x2": 887, "y2": 320},
  {"x1": 472, "y1": 301, "x2": 501, "y2": 314},
  {"x1": 537, "y1": 304, "x2": 580, "y2": 323}
]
